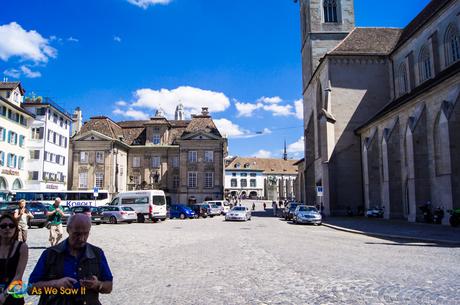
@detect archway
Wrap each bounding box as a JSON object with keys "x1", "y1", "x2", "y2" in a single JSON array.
[
  {"x1": 387, "y1": 122, "x2": 404, "y2": 218},
  {"x1": 12, "y1": 178, "x2": 22, "y2": 190},
  {"x1": 367, "y1": 134, "x2": 381, "y2": 208},
  {"x1": 450, "y1": 98, "x2": 460, "y2": 209},
  {"x1": 249, "y1": 191, "x2": 258, "y2": 199}
]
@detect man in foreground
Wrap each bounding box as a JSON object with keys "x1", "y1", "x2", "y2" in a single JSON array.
[{"x1": 29, "y1": 214, "x2": 113, "y2": 305}]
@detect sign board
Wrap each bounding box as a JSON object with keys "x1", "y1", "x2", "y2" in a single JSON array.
[
  {"x1": 93, "y1": 187, "x2": 99, "y2": 198},
  {"x1": 316, "y1": 186, "x2": 324, "y2": 197}
]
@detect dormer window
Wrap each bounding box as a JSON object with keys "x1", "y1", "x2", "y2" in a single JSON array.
[
  {"x1": 243, "y1": 163, "x2": 250, "y2": 168},
  {"x1": 152, "y1": 134, "x2": 160, "y2": 145},
  {"x1": 234, "y1": 163, "x2": 241, "y2": 168},
  {"x1": 324, "y1": 0, "x2": 338, "y2": 23}
]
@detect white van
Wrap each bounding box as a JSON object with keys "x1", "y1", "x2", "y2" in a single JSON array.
[
  {"x1": 110, "y1": 190, "x2": 167, "y2": 223},
  {"x1": 204, "y1": 200, "x2": 230, "y2": 215}
]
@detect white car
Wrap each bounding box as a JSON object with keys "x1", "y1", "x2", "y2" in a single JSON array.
[
  {"x1": 225, "y1": 206, "x2": 251, "y2": 221},
  {"x1": 204, "y1": 200, "x2": 230, "y2": 215}
]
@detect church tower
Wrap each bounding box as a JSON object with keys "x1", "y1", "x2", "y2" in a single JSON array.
[
  {"x1": 175, "y1": 103, "x2": 185, "y2": 120},
  {"x1": 299, "y1": 0, "x2": 355, "y2": 88}
]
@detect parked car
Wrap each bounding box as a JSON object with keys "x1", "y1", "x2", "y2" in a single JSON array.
[
  {"x1": 283, "y1": 202, "x2": 300, "y2": 221},
  {"x1": 70, "y1": 206, "x2": 103, "y2": 225},
  {"x1": 189, "y1": 205, "x2": 208, "y2": 218},
  {"x1": 225, "y1": 206, "x2": 251, "y2": 221},
  {"x1": 366, "y1": 207, "x2": 384, "y2": 218},
  {"x1": 169, "y1": 205, "x2": 195, "y2": 219},
  {"x1": 26, "y1": 202, "x2": 48, "y2": 228},
  {"x1": 100, "y1": 206, "x2": 137, "y2": 224},
  {"x1": 0, "y1": 201, "x2": 16, "y2": 216},
  {"x1": 61, "y1": 205, "x2": 72, "y2": 225},
  {"x1": 109, "y1": 190, "x2": 167, "y2": 223},
  {"x1": 201, "y1": 203, "x2": 221, "y2": 217},
  {"x1": 293, "y1": 205, "x2": 322, "y2": 225},
  {"x1": 204, "y1": 200, "x2": 230, "y2": 215}
]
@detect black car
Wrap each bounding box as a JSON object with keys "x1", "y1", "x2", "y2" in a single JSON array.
[
  {"x1": 189, "y1": 204, "x2": 208, "y2": 218},
  {"x1": 70, "y1": 206, "x2": 103, "y2": 225},
  {"x1": 284, "y1": 202, "x2": 300, "y2": 221},
  {"x1": 0, "y1": 201, "x2": 16, "y2": 216},
  {"x1": 26, "y1": 202, "x2": 48, "y2": 228}
]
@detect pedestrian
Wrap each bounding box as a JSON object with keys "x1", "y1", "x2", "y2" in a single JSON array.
[
  {"x1": 29, "y1": 214, "x2": 113, "y2": 305},
  {"x1": 252, "y1": 202, "x2": 255, "y2": 211},
  {"x1": 0, "y1": 214, "x2": 28, "y2": 305},
  {"x1": 263, "y1": 202, "x2": 266, "y2": 210},
  {"x1": 272, "y1": 201, "x2": 277, "y2": 216},
  {"x1": 13, "y1": 199, "x2": 33, "y2": 242},
  {"x1": 47, "y1": 198, "x2": 65, "y2": 246}
]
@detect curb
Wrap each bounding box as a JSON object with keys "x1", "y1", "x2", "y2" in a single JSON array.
[{"x1": 322, "y1": 223, "x2": 460, "y2": 246}]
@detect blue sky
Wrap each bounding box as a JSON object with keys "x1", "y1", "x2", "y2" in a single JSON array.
[{"x1": 0, "y1": 0, "x2": 430, "y2": 158}]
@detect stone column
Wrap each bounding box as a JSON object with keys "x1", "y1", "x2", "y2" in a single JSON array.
[
  {"x1": 405, "y1": 127, "x2": 417, "y2": 222},
  {"x1": 381, "y1": 137, "x2": 390, "y2": 219}
]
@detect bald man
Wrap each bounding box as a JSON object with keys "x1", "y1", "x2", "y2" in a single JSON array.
[{"x1": 29, "y1": 214, "x2": 113, "y2": 305}]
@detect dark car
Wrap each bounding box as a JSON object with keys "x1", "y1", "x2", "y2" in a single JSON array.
[
  {"x1": 189, "y1": 204, "x2": 208, "y2": 218},
  {"x1": 70, "y1": 206, "x2": 103, "y2": 225},
  {"x1": 26, "y1": 202, "x2": 48, "y2": 228},
  {"x1": 169, "y1": 205, "x2": 195, "y2": 219},
  {"x1": 0, "y1": 201, "x2": 16, "y2": 216},
  {"x1": 61, "y1": 205, "x2": 72, "y2": 225},
  {"x1": 283, "y1": 202, "x2": 300, "y2": 221}
]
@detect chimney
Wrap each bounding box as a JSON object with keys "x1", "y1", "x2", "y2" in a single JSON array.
[
  {"x1": 201, "y1": 107, "x2": 209, "y2": 116},
  {"x1": 71, "y1": 107, "x2": 83, "y2": 136}
]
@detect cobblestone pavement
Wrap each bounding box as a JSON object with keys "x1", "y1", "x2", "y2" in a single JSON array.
[{"x1": 21, "y1": 201, "x2": 460, "y2": 305}]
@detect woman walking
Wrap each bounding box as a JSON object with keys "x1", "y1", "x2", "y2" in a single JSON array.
[{"x1": 0, "y1": 214, "x2": 28, "y2": 305}]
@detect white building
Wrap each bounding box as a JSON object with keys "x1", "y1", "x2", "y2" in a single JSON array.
[
  {"x1": 22, "y1": 97, "x2": 72, "y2": 191},
  {"x1": 224, "y1": 157, "x2": 298, "y2": 201},
  {"x1": 0, "y1": 82, "x2": 34, "y2": 200}
]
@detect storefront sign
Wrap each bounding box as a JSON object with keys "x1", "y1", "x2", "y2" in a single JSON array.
[
  {"x1": 1, "y1": 169, "x2": 19, "y2": 176},
  {"x1": 46, "y1": 184, "x2": 59, "y2": 190}
]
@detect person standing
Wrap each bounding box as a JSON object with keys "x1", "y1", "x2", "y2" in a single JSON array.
[
  {"x1": 47, "y1": 198, "x2": 65, "y2": 246},
  {"x1": 272, "y1": 201, "x2": 277, "y2": 216},
  {"x1": 29, "y1": 214, "x2": 113, "y2": 305},
  {"x1": 13, "y1": 200, "x2": 33, "y2": 242},
  {"x1": 0, "y1": 214, "x2": 29, "y2": 305}
]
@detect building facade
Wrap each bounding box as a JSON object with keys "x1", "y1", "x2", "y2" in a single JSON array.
[
  {"x1": 22, "y1": 97, "x2": 71, "y2": 191},
  {"x1": 298, "y1": 0, "x2": 460, "y2": 222},
  {"x1": 0, "y1": 82, "x2": 33, "y2": 200},
  {"x1": 224, "y1": 157, "x2": 298, "y2": 201},
  {"x1": 70, "y1": 106, "x2": 228, "y2": 204}
]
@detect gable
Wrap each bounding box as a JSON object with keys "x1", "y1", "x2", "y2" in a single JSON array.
[{"x1": 181, "y1": 132, "x2": 221, "y2": 141}]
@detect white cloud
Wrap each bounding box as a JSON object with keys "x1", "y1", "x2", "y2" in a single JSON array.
[
  {"x1": 235, "y1": 101, "x2": 262, "y2": 117},
  {"x1": 127, "y1": 0, "x2": 172, "y2": 9},
  {"x1": 0, "y1": 22, "x2": 57, "y2": 63},
  {"x1": 113, "y1": 36, "x2": 122, "y2": 43},
  {"x1": 3, "y1": 68, "x2": 20, "y2": 78},
  {"x1": 113, "y1": 108, "x2": 150, "y2": 120},
  {"x1": 115, "y1": 100, "x2": 128, "y2": 106},
  {"x1": 67, "y1": 37, "x2": 79, "y2": 42},
  {"x1": 263, "y1": 103, "x2": 294, "y2": 117},
  {"x1": 294, "y1": 99, "x2": 303, "y2": 120},
  {"x1": 131, "y1": 86, "x2": 230, "y2": 118},
  {"x1": 287, "y1": 137, "x2": 304, "y2": 154},
  {"x1": 20, "y1": 65, "x2": 41, "y2": 78},
  {"x1": 257, "y1": 96, "x2": 282, "y2": 104},
  {"x1": 213, "y1": 119, "x2": 271, "y2": 139},
  {"x1": 253, "y1": 150, "x2": 273, "y2": 158}
]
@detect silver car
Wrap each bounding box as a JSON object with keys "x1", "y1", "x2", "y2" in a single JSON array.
[
  {"x1": 293, "y1": 205, "x2": 322, "y2": 225},
  {"x1": 225, "y1": 206, "x2": 251, "y2": 221},
  {"x1": 201, "y1": 203, "x2": 221, "y2": 217},
  {"x1": 100, "y1": 206, "x2": 137, "y2": 224}
]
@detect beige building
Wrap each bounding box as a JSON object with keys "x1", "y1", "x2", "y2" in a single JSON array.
[
  {"x1": 298, "y1": 0, "x2": 460, "y2": 222},
  {"x1": 70, "y1": 107, "x2": 227, "y2": 204}
]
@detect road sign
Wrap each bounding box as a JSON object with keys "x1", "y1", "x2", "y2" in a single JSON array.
[
  {"x1": 316, "y1": 186, "x2": 323, "y2": 197},
  {"x1": 93, "y1": 187, "x2": 99, "y2": 198}
]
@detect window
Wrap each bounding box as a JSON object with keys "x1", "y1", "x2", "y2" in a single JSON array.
[
  {"x1": 31, "y1": 127, "x2": 43, "y2": 140},
  {"x1": 188, "y1": 151, "x2": 197, "y2": 163},
  {"x1": 7, "y1": 154, "x2": 17, "y2": 168},
  {"x1": 172, "y1": 156, "x2": 179, "y2": 168},
  {"x1": 0, "y1": 127, "x2": 5, "y2": 141},
  {"x1": 152, "y1": 134, "x2": 161, "y2": 145},
  {"x1": 250, "y1": 173, "x2": 257, "y2": 177},
  {"x1": 96, "y1": 151, "x2": 104, "y2": 164},
  {"x1": 419, "y1": 46, "x2": 432, "y2": 82},
  {"x1": 29, "y1": 171, "x2": 39, "y2": 180},
  {"x1": 188, "y1": 172, "x2": 197, "y2": 188},
  {"x1": 324, "y1": 0, "x2": 338, "y2": 23},
  {"x1": 53, "y1": 132, "x2": 57, "y2": 144},
  {"x1": 59, "y1": 117, "x2": 64, "y2": 127},
  {"x1": 132, "y1": 175, "x2": 141, "y2": 185},
  {"x1": 50, "y1": 153, "x2": 55, "y2": 163},
  {"x1": 53, "y1": 113, "x2": 58, "y2": 123},
  {"x1": 173, "y1": 175, "x2": 180, "y2": 189},
  {"x1": 47, "y1": 130, "x2": 52, "y2": 142},
  {"x1": 151, "y1": 156, "x2": 160, "y2": 168},
  {"x1": 0, "y1": 106, "x2": 6, "y2": 116},
  {"x1": 240, "y1": 173, "x2": 247, "y2": 177},
  {"x1": 232, "y1": 173, "x2": 236, "y2": 177},
  {"x1": 80, "y1": 152, "x2": 89, "y2": 163},
  {"x1": 56, "y1": 155, "x2": 61, "y2": 164},
  {"x1": 0, "y1": 151, "x2": 4, "y2": 166},
  {"x1": 30, "y1": 150, "x2": 40, "y2": 160},
  {"x1": 36, "y1": 108, "x2": 46, "y2": 116},
  {"x1": 204, "y1": 151, "x2": 214, "y2": 162},
  {"x1": 95, "y1": 173, "x2": 104, "y2": 188},
  {"x1": 445, "y1": 24, "x2": 460, "y2": 66},
  {"x1": 19, "y1": 115, "x2": 26, "y2": 126},
  {"x1": 240, "y1": 179, "x2": 247, "y2": 188},
  {"x1": 8, "y1": 131, "x2": 17, "y2": 145},
  {"x1": 79, "y1": 172, "x2": 88, "y2": 188},
  {"x1": 204, "y1": 172, "x2": 214, "y2": 188},
  {"x1": 398, "y1": 63, "x2": 408, "y2": 96},
  {"x1": 133, "y1": 156, "x2": 141, "y2": 168},
  {"x1": 18, "y1": 157, "x2": 24, "y2": 170},
  {"x1": 19, "y1": 135, "x2": 24, "y2": 147},
  {"x1": 230, "y1": 179, "x2": 237, "y2": 187},
  {"x1": 250, "y1": 179, "x2": 257, "y2": 187}
]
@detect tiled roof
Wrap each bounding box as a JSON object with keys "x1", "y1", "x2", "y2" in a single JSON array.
[
  {"x1": 79, "y1": 116, "x2": 124, "y2": 140},
  {"x1": 329, "y1": 27, "x2": 402, "y2": 56},
  {"x1": 184, "y1": 115, "x2": 222, "y2": 137},
  {"x1": 225, "y1": 157, "x2": 299, "y2": 175},
  {"x1": 0, "y1": 82, "x2": 25, "y2": 95}
]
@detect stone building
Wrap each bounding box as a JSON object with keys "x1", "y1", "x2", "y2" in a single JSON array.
[
  {"x1": 297, "y1": 0, "x2": 460, "y2": 222},
  {"x1": 224, "y1": 157, "x2": 298, "y2": 201},
  {"x1": 70, "y1": 107, "x2": 227, "y2": 204}
]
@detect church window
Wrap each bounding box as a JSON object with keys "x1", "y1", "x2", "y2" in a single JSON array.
[
  {"x1": 445, "y1": 24, "x2": 460, "y2": 66},
  {"x1": 398, "y1": 63, "x2": 408, "y2": 96},
  {"x1": 418, "y1": 46, "x2": 432, "y2": 83},
  {"x1": 324, "y1": 0, "x2": 338, "y2": 23}
]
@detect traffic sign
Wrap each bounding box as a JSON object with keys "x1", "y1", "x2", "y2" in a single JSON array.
[
  {"x1": 93, "y1": 187, "x2": 99, "y2": 198},
  {"x1": 316, "y1": 186, "x2": 323, "y2": 197}
]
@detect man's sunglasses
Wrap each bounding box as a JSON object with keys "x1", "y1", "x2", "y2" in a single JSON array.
[{"x1": 0, "y1": 224, "x2": 16, "y2": 229}]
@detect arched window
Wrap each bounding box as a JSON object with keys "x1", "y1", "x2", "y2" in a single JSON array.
[
  {"x1": 398, "y1": 63, "x2": 408, "y2": 96},
  {"x1": 0, "y1": 177, "x2": 7, "y2": 190},
  {"x1": 445, "y1": 24, "x2": 460, "y2": 66},
  {"x1": 12, "y1": 178, "x2": 22, "y2": 190},
  {"x1": 324, "y1": 0, "x2": 338, "y2": 23},
  {"x1": 419, "y1": 46, "x2": 432, "y2": 82}
]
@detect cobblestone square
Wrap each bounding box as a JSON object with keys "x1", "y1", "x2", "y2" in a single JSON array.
[{"x1": 22, "y1": 203, "x2": 460, "y2": 305}]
